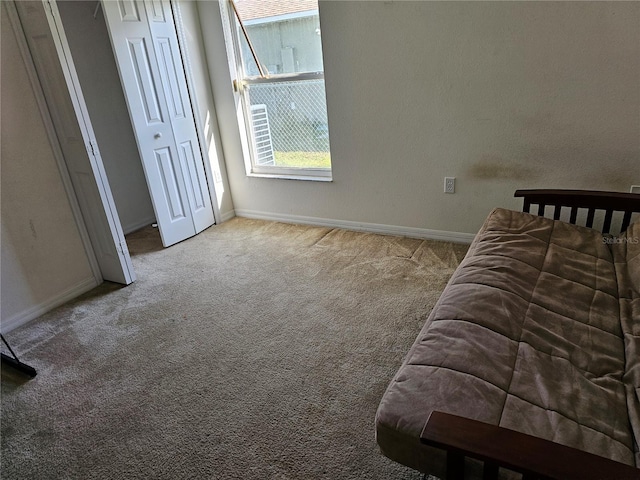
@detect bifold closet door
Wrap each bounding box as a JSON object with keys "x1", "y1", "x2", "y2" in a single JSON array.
[{"x1": 102, "y1": 0, "x2": 215, "y2": 247}]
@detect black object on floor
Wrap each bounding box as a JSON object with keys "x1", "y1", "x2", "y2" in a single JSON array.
[{"x1": 1, "y1": 334, "x2": 37, "y2": 378}]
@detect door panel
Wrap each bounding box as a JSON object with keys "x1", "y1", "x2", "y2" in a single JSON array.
[
  {"x1": 30, "y1": 33, "x2": 79, "y2": 141},
  {"x1": 143, "y1": 0, "x2": 214, "y2": 233},
  {"x1": 74, "y1": 171, "x2": 128, "y2": 282},
  {"x1": 127, "y1": 37, "x2": 164, "y2": 124},
  {"x1": 180, "y1": 141, "x2": 206, "y2": 211},
  {"x1": 103, "y1": 0, "x2": 214, "y2": 247},
  {"x1": 148, "y1": 0, "x2": 165, "y2": 22},
  {"x1": 117, "y1": 0, "x2": 140, "y2": 22},
  {"x1": 157, "y1": 38, "x2": 185, "y2": 119},
  {"x1": 155, "y1": 147, "x2": 186, "y2": 220}
]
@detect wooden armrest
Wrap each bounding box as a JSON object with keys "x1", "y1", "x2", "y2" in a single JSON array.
[{"x1": 420, "y1": 411, "x2": 640, "y2": 480}]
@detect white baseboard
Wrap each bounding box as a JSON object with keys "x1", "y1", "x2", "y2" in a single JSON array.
[
  {"x1": 1, "y1": 276, "x2": 100, "y2": 333},
  {"x1": 122, "y1": 215, "x2": 157, "y2": 235},
  {"x1": 217, "y1": 209, "x2": 237, "y2": 223},
  {"x1": 234, "y1": 209, "x2": 475, "y2": 244}
]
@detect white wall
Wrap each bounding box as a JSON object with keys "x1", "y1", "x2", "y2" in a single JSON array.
[
  {"x1": 57, "y1": 1, "x2": 156, "y2": 234},
  {"x1": 1, "y1": 4, "x2": 97, "y2": 330},
  {"x1": 201, "y1": 0, "x2": 640, "y2": 237}
]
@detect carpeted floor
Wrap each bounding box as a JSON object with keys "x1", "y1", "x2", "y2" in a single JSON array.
[{"x1": 1, "y1": 218, "x2": 468, "y2": 479}]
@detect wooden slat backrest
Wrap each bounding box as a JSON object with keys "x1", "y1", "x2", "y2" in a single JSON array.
[{"x1": 515, "y1": 189, "x2": 640, "y2": 234}]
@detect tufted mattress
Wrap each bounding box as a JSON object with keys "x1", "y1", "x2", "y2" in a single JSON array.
[{"x1": 375, "y1": 208, "x2": 640, "y2": 475}]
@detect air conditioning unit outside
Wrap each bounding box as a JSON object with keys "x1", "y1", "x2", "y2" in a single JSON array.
[{"x1": 250, "y1": 104, "x2": 275, "y2": 166}]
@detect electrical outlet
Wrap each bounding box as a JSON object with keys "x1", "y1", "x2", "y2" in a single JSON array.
[
  {"x1": 444, "y1": 177, "x2": 455, "y2": 194},
  {"x1": 631, "y1": 185, "x2": 640, "y2": 194}
]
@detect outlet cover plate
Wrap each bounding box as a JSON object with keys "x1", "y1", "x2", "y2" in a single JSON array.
[
  {"x1": 444, "y1": 177, "x2": 455, "y2": 194},
  {"x1": 631, "y1": 185, "x2": 640, "y2": 194}
]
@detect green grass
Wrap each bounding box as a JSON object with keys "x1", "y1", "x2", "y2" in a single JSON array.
[{"x1": 274, "y1": 151, "x2": 331, "y2": 169}]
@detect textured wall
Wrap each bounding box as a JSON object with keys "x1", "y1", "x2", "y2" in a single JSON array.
[{"x1": 203, "y1": 0, "x2": 640, "y2": 235}]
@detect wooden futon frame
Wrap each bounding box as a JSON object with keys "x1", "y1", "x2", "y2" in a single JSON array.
[{"x1": 420, "y1": 189, "x2": 640, "y2": 480}]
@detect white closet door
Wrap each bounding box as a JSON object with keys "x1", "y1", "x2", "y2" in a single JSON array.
[
  {"x1": 102, "y1": 0, "x2": 214, "y2": 247},
  {"x1": 15, "y1": 0, "x2": 135, "y2": 285}
]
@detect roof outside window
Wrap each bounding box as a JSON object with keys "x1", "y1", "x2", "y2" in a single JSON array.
[{"x1": 234, "y1": 0, "x2": 318, "y2": 22}]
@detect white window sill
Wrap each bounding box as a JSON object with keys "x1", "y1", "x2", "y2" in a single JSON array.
[{"x1": 247, "y1": 171, "x2": 333, "y2": 182}]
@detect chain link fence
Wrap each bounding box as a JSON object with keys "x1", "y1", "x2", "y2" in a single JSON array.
[{"x1": 246, "y1": 79, "x2": 330, "y2": 166}]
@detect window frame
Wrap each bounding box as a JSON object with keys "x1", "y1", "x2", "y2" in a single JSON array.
[{"x1": 223, "y1": 1, "x2": 332, "y2": 181}]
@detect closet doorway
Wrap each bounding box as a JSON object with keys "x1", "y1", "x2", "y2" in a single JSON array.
[
  {"x1": 12, "y1": 0, "x2": 136, "y2": 284},
  {"x1": 12, "y1": 0, "x2": 218, "y2": 287}
]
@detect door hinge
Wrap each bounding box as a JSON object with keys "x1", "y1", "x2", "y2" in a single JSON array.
[
  {"x1": 117, "y1": 241, "x2": 128, "y2": 256},
  {"x1": 88, "y1": 141, "x2": 97, "y2": 157}
]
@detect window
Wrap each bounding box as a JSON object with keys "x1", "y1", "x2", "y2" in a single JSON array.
[{"x1": 223, "y1": 0, "x2": 331, "y2": 180}]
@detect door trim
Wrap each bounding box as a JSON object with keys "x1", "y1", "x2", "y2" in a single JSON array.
[
  {"x1": 5, "y1": 0, "x2": 102, "y2": 284},
  {"x1": 43, "y1": 0, "x2": 136, "y2": 283}
]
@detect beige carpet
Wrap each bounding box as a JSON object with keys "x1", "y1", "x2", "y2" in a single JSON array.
[{"x1": 1, "y1": 218, "x2": 468, "y2": 479}]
